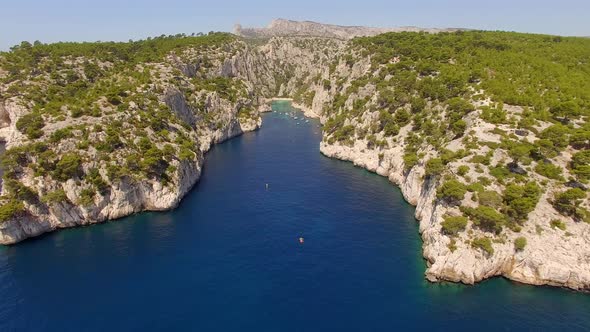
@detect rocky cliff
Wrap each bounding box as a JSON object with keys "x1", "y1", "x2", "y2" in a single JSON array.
[
  {"x1": 0, "y1": 91, "x2": 262, "y2": 244},
  {"x1": 0, "y1": 35, "x2": 265, "y2": 244},
  {"x1": 1, "y1": 22, "x2": 589, "y2": 293},
  {"x1": 319, "y1": 128, "x2": 590, "y2": 291}
]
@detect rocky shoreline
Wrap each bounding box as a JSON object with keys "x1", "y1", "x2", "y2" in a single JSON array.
[
  {"x1": 278, "y1": 92, "x2": 590, "y2": 292},
  {"x1": 317, "y1": 128, "x2": 590, "y2": 292},
  {"x1": 0, "y1": 97, "x2": 263, "y2": 245}
]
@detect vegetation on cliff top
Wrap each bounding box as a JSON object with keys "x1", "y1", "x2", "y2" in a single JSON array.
[
  {"x1": 0, "y1": 32, "x2": 257, "y2": 223},
  {"x1": 321, "y1": 30, "x2": 590, "y2": 248}
]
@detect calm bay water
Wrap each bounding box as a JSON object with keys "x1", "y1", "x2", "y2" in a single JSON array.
[{"x1": 0, "y1": 101, "x2": 589, "y2": 331}]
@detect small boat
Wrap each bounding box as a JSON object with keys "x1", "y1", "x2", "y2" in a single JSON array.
[{"x1": 299, "y1": 237, "x2": 304, "y2": 244}]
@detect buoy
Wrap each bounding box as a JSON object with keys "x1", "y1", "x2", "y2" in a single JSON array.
[{"x1": 299, "y1": 237, "x2": 304, "y2": 244}]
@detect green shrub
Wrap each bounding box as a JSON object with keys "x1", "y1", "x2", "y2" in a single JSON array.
[
  {"x1": 478, "y1": 191, "x2": 503, "y2": 208},
  {"x1": 540, "y1": 124, "x2": 570, "y2": 150},
  {"x1": 531, "y1": 139, "x2": 558, "y2": 159},
  {"x1": 514, "y1": 237, "x2": 527, "y2": 251},
  {"x1": 179, "y1": 147, "x2": 195, "y2": 161},
  {"x1": 451, "y1": 120, "x2": 467, "y2": 137},
  {"x1": 42, "y1": 189, "x2": 69, "y2": 204},
  {"x1": 534, "y1": 162, "x2": 563, "y2": 180},
  {"x1": 552, "y1": 188, "x2": 587, "y2": 218},
  {"x1": 441, "y1": 215, "x2": 468, "y2": 235},
  {"x1": 447, "y1": 97, "x2": 475, "y2": 115},
  {"x1": 140, "y1": 147, "x2": 168, "y2": 178},
  {"x1": 457, "y1": 165, "x2": 469, "y2": 177},
  {"x1": 477, "y1": 177, "x2": 492, "y2": 186},
  {"x1": 572, "y1": 151, "x2": 590, "y2": 181},
  {"x1": 550, "y1": 219, "x2": 566, "y2": 231},
  {"x1": 107, "y1": 164, "x2": 128, "y2": 182},
  {"x1": 503, "y1": 182, "x2": 542, "y2": 222},
  {"x1": 78, "y1": 188, "x2": 96, "y2": 206},
  {"x1": 469, "y1": 154, "x2": 491, "y2": 165},
  {"x1": 425, "y1": 158, "x2": 444, "y2": 177},
  {"x1": 49, "y1": 127, "x2": 74, "y2": 143},
  {"x1": 411, "y1": 97, "x2": 426, "y2": 113},
  {"x1": 4, "y1": 179, "x2": 38, "y2": 202},
  {"x1": 467, "y1": 182, "x2": 485, "y2": 192},
  {"x1": 481, "y1": 106, "x2": 507, "y2": 124},
  {"x1": 394, "y1": 109, "x2": 410, "y2": 126},
  {"x1": 333, "y1": 125, "x2": 355, "y2": 142},
  {"x1": 403, "y1": 153, "x2": 419, "y2": 171},
  {"x1": 551, "y1": 100, "x2": 581, "y2": 121},
  {"x1": 440, "y1": 149, "x2": 466, "y2": 164},
  {"x1": 508, "y1": 143, "x2": 532, "y2": 163},
  {"x1": 85, "y1": 168, "x2": 109, "y2": 195},
  {"x1": 448, "y1": 238, "x2": 458, "y2": 252},
  {"x1": 1, "y1": 146, "x2": 30, "y2": 174},
  {"x1": 77, "y1": 139, "x2": 90, "y2": 150},
  {"x1": 436, "y1": 180, "x2": 466, "y2": 205},
  {"x1": 489, "y1": 165, "x2": 511, "y2": 181},
  {"x1": 570, "y1": 130, "x2": 590, "y2": 150},
  {"x1": 378, "y1": 110, "x2": 397, "y2": 136},
  {"x1": 0, "y1": 199, "x2": 25, "y2": 222},
  {"x1": 16, "y1": 113, "x2": 45, "y2": 139},
  {"x1": 462, "y1": 206, "x2": 506, "y2": 233},
  {"x1": 53, "y1": 153, "x2": 83, "y2": 181},
  {"x1": 471, "y1": 237, "x2": 494, "y2": 255},
  {"x1": 383, "y1": 122, "x2": 400, "y2": 137}
]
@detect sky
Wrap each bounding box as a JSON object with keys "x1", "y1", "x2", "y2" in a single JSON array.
[{"x1": 1, "y1": 0, "x2": 589, "y2": 50}]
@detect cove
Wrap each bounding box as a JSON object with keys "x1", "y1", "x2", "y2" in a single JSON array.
[{"x1": 0, "y1": 101, "x2": 589, "y2": 331}]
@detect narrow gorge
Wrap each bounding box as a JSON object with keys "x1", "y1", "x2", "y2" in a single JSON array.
[{"x1": 1, "y1": 19, "x2": 589, "y2": 292}]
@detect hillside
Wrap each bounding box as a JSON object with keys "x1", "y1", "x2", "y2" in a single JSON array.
[
  {"x1": 1, "y1": 20, "x2": 589, "y2": 291},
  {"x1": 314, "y1": 31, "x2": 590, "y2": 289},
  {"x1": 0, "y1": 33, "x2": 266, "y2": 242}
]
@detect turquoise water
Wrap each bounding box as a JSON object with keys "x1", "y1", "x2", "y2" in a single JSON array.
[{"x1": 0, "y1": 101, "x2": 589, "y2": 331}]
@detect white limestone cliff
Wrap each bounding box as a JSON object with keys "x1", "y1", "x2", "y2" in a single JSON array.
[
  {"x1": 317, "y1": 119, "x2": 590, "y2": 292},
  {"x1": 0, "y1": 94, "x2": 261, "y2": 244}
]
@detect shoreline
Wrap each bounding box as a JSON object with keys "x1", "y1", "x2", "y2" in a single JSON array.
[
  {"x1": 277, "y1": 99, "x2": 590, "y2": 293},
  {"x1": 0, "y1": 116, "x2": 262, "y2": 245}
]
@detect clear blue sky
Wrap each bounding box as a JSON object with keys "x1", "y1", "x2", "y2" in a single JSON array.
[{"x1": 2, "y1": 0, "x2": 589, "y2": 50}]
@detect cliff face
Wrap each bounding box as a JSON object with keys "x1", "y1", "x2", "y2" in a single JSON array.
[
  {"x1": 319, "y1": 136, "x2": 590, "y2": 291},
  {"x1": 0, "y1": 92, "x2": 261, "y2": 244},
  {"x1": 304, "y1": 60, "x2": 590, "y2": 291},
  {"x1": 0, "y1": 37, "x2": 266, "y2": 244}
]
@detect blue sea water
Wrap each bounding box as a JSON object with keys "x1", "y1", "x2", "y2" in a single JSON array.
[{"x1": 0, "y1": 101, "x2": 589, "y2": 331}]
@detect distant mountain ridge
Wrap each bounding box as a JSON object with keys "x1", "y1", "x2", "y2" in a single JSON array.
[{"x1": 234, "y1": 18, "x2": 464, "y2": 39}]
